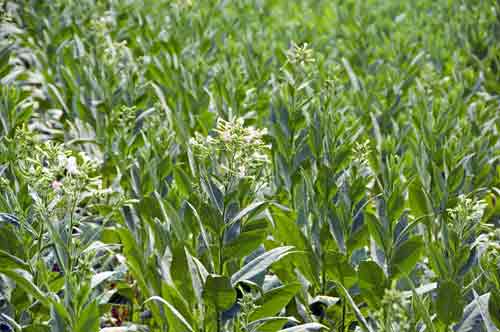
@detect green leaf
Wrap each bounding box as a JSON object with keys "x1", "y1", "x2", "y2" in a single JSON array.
[
  {"x1": 436, "y1": 280, "x2": 464, "y2": 325},
  {"x1": 342, "y1": 57, "x2": 360, "y2": 91},
  {"x1": 0, "y1": 268, "x2": 50, "y2": 307},
  {"x1": 202, "y1": 274, "x2": 236, "y2": 311},
  {"x1": 324, "y1": 251, "x2": 357, "y2": 288},
  {"x1": 409, "y1": 180, "x2": 431, "y2": 220},
  {"x1": 50, "y1": 305, "x2": 67, "y2": 332},
  {"x1": 250, "y1": 282, "x2": 302, "y2": 321},
  {"x1": 248, "y1": 317, "x2": 299, "y2": 332},
  {"x1": 337, "y1": 284, "x2": 375, "y2": 332},
  {"x1": 185, "y1": 202, "x2": 215, "y2": 272},
  {"x1": 155, "y1": 191, "x2": 185, "y2": 240},
  {"x1": 358, "y1": 261, "x2": 387, "y2": 308},
  {"x1": 489, "y1": 290, "x2": 500, "y2": 330},
  {"x1": 226, "y1": 201, "x2": 267, "y2": 228},
  {"x1": 224, "y1": 229, "x2": 267, "y2": 258},
  {"x1": 390, "y1": 236, "x2": 424, "y2": 278},
  {"x1": 230, "y1": 246, "x2": 294, "y2": 286},
  {"x1": 145, "y1": 296, "x2": 194, "y2": 332},
  {"x1": 200, "y1": 176, "x2": 223, "y2": 215},
  {"x1": 407, "y1": 279, "x2": 437, "y2": 332},
  {"x1": 0, "y1": 250, "x2": 29, "y2": 270},
  {"x1": 75, "y1": 301, "x2": 99, "y2": 332},
  {"x1": 184, "y1": 248, "x2": 206, "y2": 303},
  {"x1": 278, "y1": 323, "x2": 328, "y2": 332},
  {"x1": 173, "y1": 167, "x2": 192, "y2": 197}
]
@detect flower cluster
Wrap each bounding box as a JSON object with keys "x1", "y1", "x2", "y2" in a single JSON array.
[
  {"x1": 352, "y1": 139, "x2": 372, "y2": 177},
  {"x1": 190, "y1": 117, "x2": 271, "y2": 182},
  {"x1": 91, "y1": 13, "x2": 138, "y2": 77},
  {"x1": 13, "y1": 128, "x2": 102, "y2": 218},
  {"x1": 236, "y1": 290, "x2": 260, "y2": 332},
  {"x1": 286, "y1": 41, "x2": 315, "y2": 67},
  {"x1": 447, "y1": 194, "x2": 487, "y2": 239}
]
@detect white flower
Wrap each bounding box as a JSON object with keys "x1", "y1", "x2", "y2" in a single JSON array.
[
  {"x1": 66, "y1": 156, "x2": 78, "y2": 175},
  {"x1": 51, "y1": 180, "x2": 62, "y2": 191}
]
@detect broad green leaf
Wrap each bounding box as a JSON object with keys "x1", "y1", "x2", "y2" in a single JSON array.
[
  {"x1": 230, "y1": 246, "x2": 294, "y2": 286},
  {"x1": 324, "y1": 251, "x2": 357, "y2": 288},
  {"x1": 200, "y1": 176, "x2": 223, "y2": 215},
  {"x1": 408, "y1": 180, "x2": 431, "y2": 221},
  {"x1": 358, "y1": 261, "x2": 387, "y2": 308},
  {"x1": 185, "y1": 202, "x2": 215, "y2": 272},
  {"x1": 202, "y1": 274, "x2": 236, "y2": 311},
  {"x1": 155, "y1": 191, "x2": 185, "y2": 240},
  {"x1": 224, "y1": 229, "x2": 267, "y2": 258},
  {"x1": 226, "y1": 201, "x2": 267, "y2": 228},
  {"x1": 75, "y1": 301, "x2": 99, "y2": 332},
  {"x1": 173, "y1": 167, "x2": 192, "y2": 197},
  {"x1": 250, "y1": 282, "x2": 302, "y2": 321},
  {"x1": 390, "y1": 236, "x2": 424, "y2": 278},
  {"x1": 0, "y1": 268, "x2": 49, "y2": 307},
  {"x1": 436, "y1": 280, "x2": 464, "y2": 325},
  {"x1": 0, "y1": 250, "x2": 29, "y2": 270},
  {"x1": 248, "y1": 316, "x2": 299, "y2": 332},
  {"x1": 184, "y1": 248, "x2": 205, "y2": 303}
]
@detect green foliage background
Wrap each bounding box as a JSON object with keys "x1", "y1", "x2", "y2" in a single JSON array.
[{"x1": 1, "y1": 0, "x2": 500, "y2": 331}]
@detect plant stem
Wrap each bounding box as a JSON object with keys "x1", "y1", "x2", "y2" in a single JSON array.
[
  {"x1": 216, "y1": 310, "x2": 221, "y2": 332},
  {"x1": 340, "y1": 298, "x2": 346, "y2": 332},
  {"x1": 67, "y1": 192, "x2": 78, "y2": 273}
]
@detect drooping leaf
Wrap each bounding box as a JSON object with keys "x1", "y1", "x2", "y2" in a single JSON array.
[
  {"x1": 227, "y1": 201, "x2": 267, "y2": 228},
  {"x1": 0, "y1": 268, "x2": 49, "y2": 307},
  {"x1": 0, "y1": 250, "x2": 29, "y2": 270},
  {"x1": 230, "y1": 246, "x2": 294, "y2": 286},
  {"x1": 337, "y1": 284, "x2": 375, "y2": 332},
  {"x1": 145, "y1": 296, "x2": 194, "y2": 332}
]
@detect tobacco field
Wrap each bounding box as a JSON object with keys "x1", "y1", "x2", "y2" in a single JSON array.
[{"x1": 1, "y1": 0, "x2": 500, "y2": 331}]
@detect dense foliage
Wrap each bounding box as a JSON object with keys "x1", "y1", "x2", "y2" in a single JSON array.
[{"x1": 1, "y1": 0, "x2": 500, "y2": 331}]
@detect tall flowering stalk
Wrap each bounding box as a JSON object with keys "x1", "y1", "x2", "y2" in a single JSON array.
[
  {"x1": 189, "y1": 117, "x2": 271, "y2": 332},
  {"x1": 190, "y1": 117, "x2": 271, "y2": 192},
  {"x1": 12, "y1": 127, "x2": 106, "y2": 276},
  {"x1": 447, "y1": 194, "x2": 487, "y2": 240}
]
